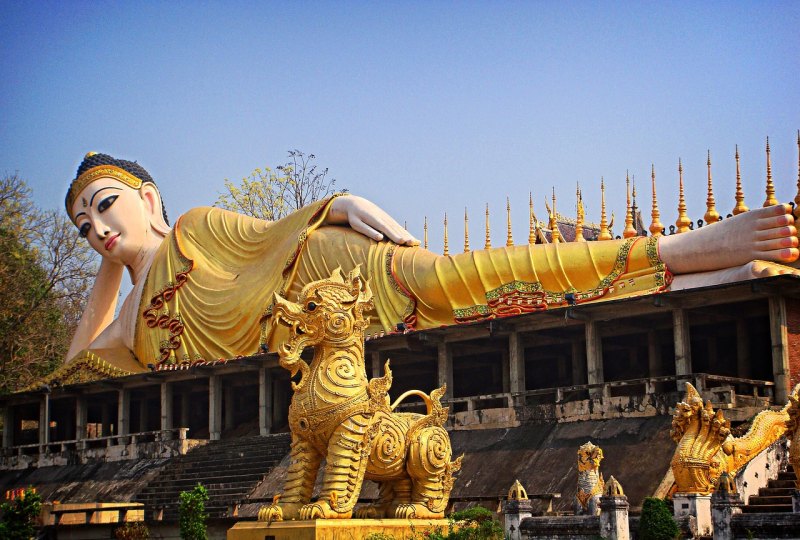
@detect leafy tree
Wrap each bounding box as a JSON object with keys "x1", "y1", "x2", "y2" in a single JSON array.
[
  {"x1": 215, "y1": 150, "x2": 344, "y2": 221},
  {"x1": 638, "y1": 497, "x2": 679, "y2": 540},
  {"x1": 0, "y1": 487, "x2": 42, "y2": 539},
  {"x1": 0, "y1": 174, "x2": 96, "y2": 394},
  {"x1": 179, "y1": 483, "x2": 209, "y2": 540}
]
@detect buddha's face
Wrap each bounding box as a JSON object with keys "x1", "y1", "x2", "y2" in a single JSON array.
[{"x1": 70, "y1": 176, "x2": 164, "y2": 266}]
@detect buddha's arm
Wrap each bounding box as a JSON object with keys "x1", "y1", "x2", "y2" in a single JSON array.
[{"x1": 65, "y1": 259, "x2": 123, "y2": 361}]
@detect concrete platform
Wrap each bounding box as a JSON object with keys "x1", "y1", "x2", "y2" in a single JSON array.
[{"x1": 227, "y1": 518, "x2": 451, "y2": 540}]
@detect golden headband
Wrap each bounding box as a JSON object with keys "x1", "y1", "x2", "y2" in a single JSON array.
[{"x1": 67, "y1": 165, "x2": 143, "y2": 222}]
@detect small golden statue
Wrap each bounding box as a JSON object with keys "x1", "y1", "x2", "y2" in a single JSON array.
[
  {"x1": 575, "y1": 441, "x2": 605, "y2": 515},
  {"x1": 258, "y1": 267, "x2": 462, "y2": 521},
  {"x1": 670, "y1": 382, "x2": 790, "y2": 495}
]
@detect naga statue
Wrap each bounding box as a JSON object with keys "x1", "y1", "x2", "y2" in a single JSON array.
[
  {"x1": 785, "y1": 385, "x2": 800, "y2": 487},
  {"x1": 575, "y1": 441, "x2": 605, "y2": 515},
  {"x1": 670, "y1": 382, "x2": 791, "y2": 495},
  {"x1": 258, "y1": 267, "x2": 462, "y2": 521}
]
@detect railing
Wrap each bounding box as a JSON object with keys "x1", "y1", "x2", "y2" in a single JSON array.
[
  {"x1": 1, "y1": 427, "x2": 188, "y2": 458},
  {"x1": 437, "y1": 373, "x2": 773, "y2": 413}
]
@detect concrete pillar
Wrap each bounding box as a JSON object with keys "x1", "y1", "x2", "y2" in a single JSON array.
[
  {"x1": 501, "y1": 498, "x2": 532, "y2": 540},
  {"x1": 599, "y1": 491, "x2": 630, "y2": 540},
  {"x1": 180, "y1": 392, "x2": 190, "y2": 429},
  {"x1": 509, "y1": 332, "x2": 526, "y2": 393},
  {"x1": 3, "y1": 406, "x2": 14, "y2": 448},
  {"x1": 39, "y1": 392, "x2": 50, "y2": 446},
  {"x1": 647, "y1": 330, "x2": 661, "y2": 377},
  {"x1": 711, "y1": 491, "x2": 742, "y2": 540},
  {"x1": 437, "y1": 343, "x2": 453, "y2": 399},
  {"x1": 673, "y1": 493, "x2": 711, "y2": 537},
  {"x1": 75, "y1": 396, "x2": 87, "y2": 441},
  {"x1": 736, "y1": 318, "x2": 751, "y2": 379},
  {"x1": 160, "y1": 382, "x2": 173, "y2": 432},
  {"x1": 224, "y1": 385, "x2": 235, "y2": 431},
  {"x1": 209, "y1": 375, "x2": 222, "y2": 440},
  {"x1": 673, "y1": 308, "x2": 692, "y2": 389},
  {"x1": 259, "y1": 367, "x2": 273, "y2": 436},
  {"x1": 117, "y1": 388, "x2": 130, "y2": 438},
  {"x1": 370, "y1": 351, "x2": 382, "y2": 379},
  {"x1": 585, "y1": 320, "x2": 603, "y2": 398},
  {"x1": 769, "y1": 296, "x2": 790, "y2": 403},
  {"x1": 571, "y1": 340, "x2": 586, "y2": 385}
]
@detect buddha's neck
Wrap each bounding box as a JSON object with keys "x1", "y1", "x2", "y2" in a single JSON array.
[{"x1": 127, "y1": 236, "x2": 163, "y2": 285}]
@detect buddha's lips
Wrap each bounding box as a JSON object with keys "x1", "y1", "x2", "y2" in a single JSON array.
[{"x1": 105, "y1": 234, "x2": 120, "y2": 251}]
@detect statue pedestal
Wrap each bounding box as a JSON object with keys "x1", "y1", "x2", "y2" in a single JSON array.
[
  {"x1": 673, "y1": 493, "x2": 711, "y2": 537},
  {"x1": 227, "y1": 518, "x2": 451, "y2": 540}
]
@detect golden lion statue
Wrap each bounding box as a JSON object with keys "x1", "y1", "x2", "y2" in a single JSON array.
[
  {"x1": 575, "y1": 441, "x2": 605, "y2": 515},
  {"x1": 258, "y1": 267, "x2": 462, "y2": 521},
  {"x1": 670, "y1": 382, "x2": 790, "y2": 495}
]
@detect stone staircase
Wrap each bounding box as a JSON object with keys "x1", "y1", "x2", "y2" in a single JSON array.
[
  {"x1": 742, "y1": 465, "x2": 796, "y2": 514},
  {"x1": 134, "y1": 433, "x2": 290, "y2": 521}
]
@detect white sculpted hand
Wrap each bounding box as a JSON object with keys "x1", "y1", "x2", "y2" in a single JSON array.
[{"x1": 327, "y1": 196, "x2": 420, "y2": 247}]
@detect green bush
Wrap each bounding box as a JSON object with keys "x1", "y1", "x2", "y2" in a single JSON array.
[
  {"x1": 0, "y1": 487, "x2": 42, "y2": 540},
  {"x1": 638, "y1": 497, "x2": 679, "y2": 540},
  {"x1": 421, "y1": 506, "x2": 503, "y2": 540},
  {"x1": 114, "y1": 521, "x2": 150, "y2": 540},
  {"x1": 179, "y1": 483, "x2": 209, "y2": 540}
]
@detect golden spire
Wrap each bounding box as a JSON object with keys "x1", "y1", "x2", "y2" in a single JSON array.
[
  {"x1": 506, "y1": 197, "x2": 514, "y2": 247},
  {"x1": 575, "y1": 183, "x2": 586, "y2": 242},
  {"x1": 675, "y1": 159, "x2": 692, "y2": 233},
  {"x1": 528, "y1": 192, "x2": 537, "y2": 245},
  {"x1": 795, "y1": 131, "x2": 800, "y2": 219},
  {"x1": 547, "y1": 188, "x2": 561, "y2": 243},
  {"x1": 732, "y1": 145, "x2": 749, "y2": 215},
  {"x1": 484, "y1": 203, "x2": 491, "y2": 249},
  {"x1": 623, "y1": 171, "x2": 636, "y2": 238},
  {"x1": 463, "y1": 207, "x2": 470, "y2": 253},
  {"x1": 763, "y1": 136, "x2": 778, "y2": 207},
  {"x1": 598, "y1": 177, "x2": 612, "y2": 241},
  {"x1": 443, "y1": 213, "x2": 449, "y2": 256},
  {"x1": 423, "y1": 216, "x2": 428, "y2": 250},
  {"x1": 704, "y1": 150, "x2": 720, "y2": 224},
  {"x1": 649, "y1": 165, "x2": 664, "y2": 237}
]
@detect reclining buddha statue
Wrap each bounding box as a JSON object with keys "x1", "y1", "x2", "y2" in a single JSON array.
[{"x1": 62, "y1": 152, "x2": 800, "y2": 374}]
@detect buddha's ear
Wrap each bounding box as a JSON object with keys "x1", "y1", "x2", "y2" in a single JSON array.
[{"x1": 139, "y1": 183, "x2": 171, "y2": 236}]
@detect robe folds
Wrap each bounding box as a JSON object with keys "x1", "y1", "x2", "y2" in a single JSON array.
[{"x1": 130, "y1": 198, "x2": 669, "y2": 367}]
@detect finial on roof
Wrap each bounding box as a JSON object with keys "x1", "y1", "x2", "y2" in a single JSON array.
[
  {"x1": 604, "y1": 476, "x2": 625, "y2": 497},
  {"x1": 423, "y1": 216, "x2": 428, "y2": 250},
  {"x1": 506, "y1": 197, "x2": 514, "y2": 247},
  {"x1": 733, "y1": 145, "x2": 749, "y2": 215},
  {"x1": 507, "y1": 479, "x2": 528, "y2": 501},
  {"x1": 528, "y1": 192, "x2": 537, "y2": 245},
  {"x1": 598, "y1": 177, "x2": 612, "y2": 241},
  {"x1": 443, "y1": 213, "x2": 449, "y2": 256},
  {"x1": 676, "y1": 159, "x2": 691, "y2": 233},
  {"x1": 649, "y1": 164, "x2": 664, "y2": 237},
  {"x1": 550, "y1": 187, "x2": 560, "y2": 243},
  {"x1": 623, "y1": 171, "x2": 636, "y2": 238},
  {"x1": 575, "y1": 183, "x2": 586, "y2": 242},
  {"x1": 794, "y1": 131, "x2": 800, "y2": 219},
  {"x1": 463, "y1": 207, "x2": 470, "y2": 253},
  {"x1": 704, "y1": 150, "x2": 720, "y2": 224},
  {"x1": 764, "y1": 136, "x2": 778, "y2": 207},
  {"x1": 484, "y1": 203, "x2": 491, "y2": 249}
]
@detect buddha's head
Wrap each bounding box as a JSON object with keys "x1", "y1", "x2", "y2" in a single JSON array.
[{"x1": 66, "y1": 152, "x2": 171, "y2": 265}]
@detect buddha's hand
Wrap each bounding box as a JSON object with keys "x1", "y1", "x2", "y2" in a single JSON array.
[{"x1": 327, "y1": 196, "x2": 420, "y2": 246}]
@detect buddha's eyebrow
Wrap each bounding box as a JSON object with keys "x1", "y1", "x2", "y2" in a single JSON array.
[
  {"x1": 90, "y1": 186, "x2": 122, "y2": 207},
  {"x1": 73, "y1": 212, "x2": 86, "y2": 221}
]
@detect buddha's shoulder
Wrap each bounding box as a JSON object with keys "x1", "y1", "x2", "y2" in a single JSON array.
[{"x1": 176, "y1": 206, "x2": 245, "y2": 228}]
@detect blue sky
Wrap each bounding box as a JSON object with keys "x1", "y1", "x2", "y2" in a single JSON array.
[{"x1": 1, "y1": 1, "x2": 799, "y2": 253}]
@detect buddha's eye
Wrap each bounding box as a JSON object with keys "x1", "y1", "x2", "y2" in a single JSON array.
[
  {"x1": 97, "y1": 195, "x2": 118, "y2": 213},
  {"x1": 79, "y1": 223, "x2": 91, "y2": 238}
]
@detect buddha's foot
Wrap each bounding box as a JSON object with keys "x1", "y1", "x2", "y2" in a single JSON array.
[
  {"x1": 394, "y1": 503, "x2": 444, "y2": 519},
  {"x1": 299, "y1": 500, "x2": 352, "y2": 519},
  {"x1": 660, "y1": 204, "x2": 799, "y2": 275}
]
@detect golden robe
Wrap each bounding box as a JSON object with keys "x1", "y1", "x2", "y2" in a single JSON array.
[{"x1": 131, "y1": 198, "x2": 668, "y2": 367}]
